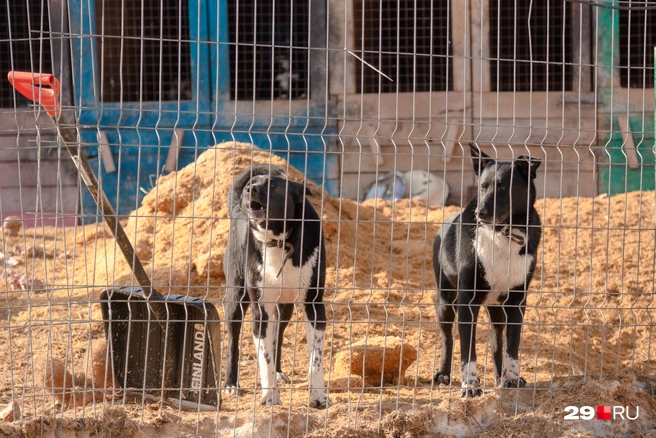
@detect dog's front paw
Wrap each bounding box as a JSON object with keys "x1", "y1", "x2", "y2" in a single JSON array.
[
  {"x1": 260, "y1": 390, "x2": 282, "y2": 406},
  {"x1": 433, "y1": 373, "x2": 450, "y2": 385},
  {"x1": 503, "y1": 377, "x2": 526, "y2": 389},
  {"x1": 224, "y1": 384, "x2": 240, "y2": 395},
  {"x1": 276, "y1": 371, "x2": 291, "y2": 385},
  {"x1": 460, "y1": 377, "x2": 482, "y2": 398},
  {"x1": 460, "y1": 387, "x2": 484, "y2": 398},
  {"x1": 309, "y1": 393, "x2": 332, "y2": 410}
]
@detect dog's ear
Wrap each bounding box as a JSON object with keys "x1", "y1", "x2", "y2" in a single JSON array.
[
  {"x1": 515, "y1": 155, "x2": 541, "y2": 180},
  {"x1": 287, "y1": 180, "x2": 310, "y2": 205},
  {"x1": 469, "y1": 143, "x2": 491, "y2": 177}
]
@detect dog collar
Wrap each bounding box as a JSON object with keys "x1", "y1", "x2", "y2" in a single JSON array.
[
  {"x1": 265, "y1": 229, "x2": 294, "y2": 278},
  {"x1": 501, "y1": 226, "x2": 526, "y2": 246}
]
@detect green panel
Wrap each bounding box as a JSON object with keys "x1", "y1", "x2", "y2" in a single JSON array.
[
  {"x1": 596, "y1": 5, "x2": 655, "y2": 195},
  {"x1": 598, "y1": 117, "x2": 656, "y2": 195}
]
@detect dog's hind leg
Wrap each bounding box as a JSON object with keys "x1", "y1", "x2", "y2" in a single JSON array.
[
  {"x1": 487, "y1": 305, "x2": 507, "y2": 385},
  {"x1": 433, "y1": 281, "x2": 456, "y2": 386},
  {"x1": 223, "y1": 284, "x2": 249, "y2": 394},
  {"x1": 502, "y1": 292, "x2": 527, "y2": 389},
  {"x1": 432, "y1": 234, "x2": 457, "y2": 386},
  {"x1": 275, "y1": 303, "x2": 294, "y2": 384},
  {"x1": 252, "y1": 298, "x2": 282, "y2": 406},
  {"x1": 304, "y1": 301, "x2": 332, "y2": 409},
  {"x1": 458, "y1": 286, "x2": 483, "y2": 397}
]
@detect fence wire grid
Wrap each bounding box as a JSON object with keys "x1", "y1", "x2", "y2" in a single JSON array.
[{"x1": 1, "y1": 0, "x2": 656, "y2": 437}]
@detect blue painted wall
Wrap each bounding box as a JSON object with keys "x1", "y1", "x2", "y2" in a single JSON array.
[{"x1": 69, "y1": 0, "x2": 338, "y2": 222}]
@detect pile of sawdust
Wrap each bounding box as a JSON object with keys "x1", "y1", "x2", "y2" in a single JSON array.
[
  {"x1": 1, "y1": 141, "x2": 655, "y2": 436},
  {"x1": 77, "y1": 141, "x2": 456, "y2": 306}
]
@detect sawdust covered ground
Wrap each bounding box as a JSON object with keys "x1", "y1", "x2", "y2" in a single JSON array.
[{"x1": 1, "y1": 142, "x2": 655, "y2": 437}]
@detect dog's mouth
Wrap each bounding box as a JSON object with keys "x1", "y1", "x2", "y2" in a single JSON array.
[{"x1": 246, "y1": 200, "x2": 268, "y2": 218}]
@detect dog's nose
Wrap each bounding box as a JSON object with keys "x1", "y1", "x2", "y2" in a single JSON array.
[{"x1": 245, "y1": 184, "x2": 263, "y2": 196}]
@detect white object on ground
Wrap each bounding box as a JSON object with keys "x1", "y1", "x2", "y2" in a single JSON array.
[{"x1": 402, "y1": 170, "x2": 450, "y2": 206}]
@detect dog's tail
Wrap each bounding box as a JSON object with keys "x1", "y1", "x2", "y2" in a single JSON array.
[{"x1": 227, "y1": 164, "x2": 287, "y2": 214}]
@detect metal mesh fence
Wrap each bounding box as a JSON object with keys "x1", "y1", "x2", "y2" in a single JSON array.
[{"x1": 0, "y1": 0, "x2": 655, "y2": 436}]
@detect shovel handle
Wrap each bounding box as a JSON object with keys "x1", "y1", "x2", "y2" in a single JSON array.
[
  {"x1": 10, "y1": 72, "x2": 176, "y2": 398},
  {"x1": 7, "y1": 72, "x2": 61, "y2": 118},
  {"x1": 7, "y1": 71, "x2": 163, "y2": 303}
]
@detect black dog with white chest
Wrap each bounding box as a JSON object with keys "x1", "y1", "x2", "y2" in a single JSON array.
[
  {"x1": 223, "y1": 164, "x2": 331, "y2": 409},
  {"x1": 433, "y1": 144, "x2": 541, "y2": 397}
]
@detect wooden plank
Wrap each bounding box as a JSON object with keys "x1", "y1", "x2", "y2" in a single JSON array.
[
  {"x1": 340, "y1": 116, "x2": 474, "y2": 147},
  {"x1": 341, "y1": 132, "x2": 599, "y2": 175},
  {"x1": 443, "y1": 122, "x2": 466, "y2": 163},
  {"x1": 451, "y1": 1, "x2": 470, "y2": 93},
  {"x1": 0, "y1": 186, "x2": 78, "y2": 214},
  {"x1": 0, "y1": 133, "x2": 60, "y2": 162},
  {"x1": 340, "y1": 140, "x2": 599, "y2": 202},
  {"x1": 474, "y1": 92, "x2": 598, "y2": 119},
  {"x1": 340, "y1": 143, "x2": 452, "y2": 174},
  {"x1": 327, "y1": 0, "x2": 355, "y2": 96},
  {"x1": 341, "y1": 119, "x2": 435, "y2": 141},
  {"x1": 472, "y1": 118, "x2": 597, "y2": 146},
  {"x1": 364, "y1": 122, "x2": 383, "y2": 166},
  {"x1": 339, "y1": 168, "x2": 597, "y2": 203},
  {"x1": 164, "y1": 128, "x2": 184, "y2": 172},
  {"x1": 457, "y1": 143, "x2": 600, "y2": 172},
  {"x1": 596, "y1": 89, "x2": 656, "y2": 113},
  {"x1": 341, "y1": 92, "x2": 468, "y2": 121},
  {"x1": 98, "y1": 131, "x2": 117, "y2": 174},
  {"x1": 340, "y1": 148, "x2": 599, "y2": 181},
  {"x1": 0, "y1": 110, "x2": 56, "y2": 135},
  {"x1": 534, "y1": 170, "x2": 598, "y2": 198},
  {"x1": 617, "y1": 116, "x2": 640, "y2": 169},
  {"x1": 470, "y1": 0, "x2": 490, "y2": 93},
  {"x1": 571, "y1": 1, "x2": 593, "y2": 93},
  {"x1": 0, "y1": 212, "x2": 78, "y2": 228},
  {"x1": 0, "y1": 161, "x2": 77, "y2": 188}
]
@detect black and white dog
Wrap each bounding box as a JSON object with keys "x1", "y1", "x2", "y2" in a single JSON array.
[
  {"x1": 432, "y1": 144, "x2": 541, "y2": 397},
  {"x1": 223, "y1": 164, "x2": 331, "y2": 409}
]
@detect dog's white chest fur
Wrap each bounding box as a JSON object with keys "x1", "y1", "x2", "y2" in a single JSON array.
[
  {"x1": 475, "y1": 226, "x2": 533, "y2": 298},
  {"x1": 257, "y1": 240, "x2": 319, "y2": 304}
]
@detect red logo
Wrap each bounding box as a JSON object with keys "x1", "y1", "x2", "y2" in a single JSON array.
[{"x1": 597, "y1": 406, "x2": 611, "y2": 421}]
